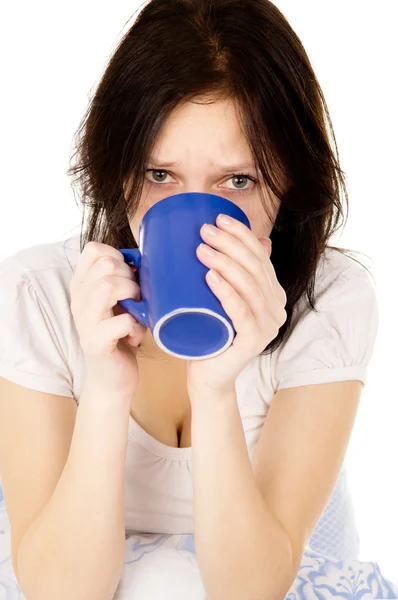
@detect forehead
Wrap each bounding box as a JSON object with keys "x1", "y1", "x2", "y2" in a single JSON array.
[{"x1": 150, "y1": 98, "x2": 253, "y2": 166}]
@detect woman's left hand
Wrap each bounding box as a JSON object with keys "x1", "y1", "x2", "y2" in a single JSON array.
[{"x1": 186, "y1": 213, "x2": 288, "y2": 398}]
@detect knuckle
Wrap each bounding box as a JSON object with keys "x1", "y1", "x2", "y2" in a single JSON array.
[
  {"x1": 128, "y1": 280, "x2": 141, "y2": 299},
  {"x1": 85, "y1": 241, "x2": 101, "y2": 256},
  {"x1": 279, "y1": 287, "x2": 287, "y2": 306},
  {"x1": 120, "y1": 278, "x2": 138, "y2": 300},
  {"x1": 267, "y1": 322, "x2": 279, "y2": 340},
  {"x1": 99, "y1": 256, "x2": 118, "y2": 273},
  {"x1": 277, "y1": 307, "x2": 287, "y2": 325}
]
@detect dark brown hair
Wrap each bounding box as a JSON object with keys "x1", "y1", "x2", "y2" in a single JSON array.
[{"x1": 67, "y1": 0, "x2": 372, "y2": 355}]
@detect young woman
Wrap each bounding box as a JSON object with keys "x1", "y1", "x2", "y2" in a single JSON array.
[{"x1": 0, "y1": 1, "x2": 379, "y2": 599}]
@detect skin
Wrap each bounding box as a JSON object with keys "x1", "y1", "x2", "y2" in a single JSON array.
[{"x1": 126, "y1": 96, "x2": 280, "y2": 371}]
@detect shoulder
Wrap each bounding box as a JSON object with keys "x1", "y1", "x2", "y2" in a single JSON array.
[
  {"x1": 249, "y1": 247, "x2": 379, "y2": 398},
  {"x1": 0, "y1": 235, "x2": 81, "y2": 397},
  {"x1": 288, "y1": 246, "x2": 378, "y2": 351},
  {"x1": 316, "y1": 246, "x2": 375, "y2": 294},
  {"x1": 0, "y1": 233, "x2": 81, "y2": 279},
  {"x1": 294, "y1": 247, "x2": 377, "y2": 321},
  {"x1": 0, "y1": 234, "x2": 81, "y2": 299},
  {"x1": 269, "y1": 247, "x2": 378, "y2": 392},
  {"x1": 0, "y1": 234, "x2": 82, "y2": 339}
]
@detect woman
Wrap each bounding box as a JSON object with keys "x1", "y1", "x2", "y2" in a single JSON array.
[{"x1": 0, "y1": 1, "x2": 379, "y2": 599}]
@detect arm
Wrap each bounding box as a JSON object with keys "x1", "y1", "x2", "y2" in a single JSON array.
[
  {"x1": 190, "y1": 386, "x2": 295, "y2": 600},
  {"x1": 17, "y1": 381, "x2": 131, "y2": 600}
]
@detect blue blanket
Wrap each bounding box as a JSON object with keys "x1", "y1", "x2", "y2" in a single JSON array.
[{"x1": 1, "y1": 486, "x2": 397, "y2": 599}]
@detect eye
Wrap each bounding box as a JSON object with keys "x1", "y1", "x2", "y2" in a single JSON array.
[
  {"x1": 145, "y1": 169, "x2": 170, "y2": 184},
  {"x1": 145, "y1": 169, "x2": 258, "y2": 194},
  {"x1": 223, "y1": 173, "x2": 258, "y2": 193}
]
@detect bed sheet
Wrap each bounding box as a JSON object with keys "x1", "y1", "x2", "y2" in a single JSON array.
[{"x1": 1, "y1": 492, "x2": 397, "y2": 600}]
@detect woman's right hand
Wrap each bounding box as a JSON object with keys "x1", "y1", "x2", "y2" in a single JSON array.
[{"x1": 70, "y1": 241, "x2": 147, "y2": 398}]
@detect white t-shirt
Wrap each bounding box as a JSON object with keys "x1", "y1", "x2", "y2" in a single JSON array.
[{"x1": 0, "y1": 234, "x2": 378, "y2": 551}]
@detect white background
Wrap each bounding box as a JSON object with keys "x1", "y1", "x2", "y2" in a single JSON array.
[{"x1": 1, "y1": 0, "x2": 397, "y2": 585}]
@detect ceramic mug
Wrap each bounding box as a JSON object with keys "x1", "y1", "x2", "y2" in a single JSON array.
[{"x1": 118, "y1": 191, "x2": 251, "y2": 360}]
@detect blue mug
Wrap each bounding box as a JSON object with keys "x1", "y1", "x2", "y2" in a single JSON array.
[{"x1": 117, "y1": 192, "x2": 251, "y2": 360}]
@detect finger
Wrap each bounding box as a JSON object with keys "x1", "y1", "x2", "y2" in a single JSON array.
[
  {"x1": 78, "y1": 254, "x2": 137, "y2": 292},
  {"x1": 205, "y1": 269, "x2": 285, "y2": 357},
  {"x1": 259, "y1": 238, "x2": 272, "y2": 256},
  {"x1": 72, "y1": 242, "x2": 129, "y2": 289},
  {"x1": 201, "y1": 221, "x2": 281, "y2": 302},
  {"x1": 205, "y1": 258, "x2": 286, "y2": 336},
  {"x1": 204, "y1": 270, "x2": 271, "y2": 353},
  {"x1": 75, "y1": 275, "x2": 141, "y2": 325},
  {"x1": 197, "y1": 241, "x2": 283, "y2": 327},
  {"x1": 83, "y1": 312, "x2": 139, "y2": 356}
]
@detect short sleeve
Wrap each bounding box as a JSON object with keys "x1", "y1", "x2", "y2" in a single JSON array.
[
  {"x1": 273, "y1": 263, "x2": 379, "y2": 391},
  {"x1": 0, "y1": 265, "x2": 74, "y2": 398}
]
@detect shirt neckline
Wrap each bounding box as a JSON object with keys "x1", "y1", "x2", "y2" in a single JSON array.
[
  {"x1": 126, "y1": 357, "x2": 259, "y2": 461},
  {"x1": 128, "y1": 413, "x2": 192, "y2": 461}
]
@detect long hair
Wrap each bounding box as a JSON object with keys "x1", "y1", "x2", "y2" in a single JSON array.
[{"x1": 67, "y1": 0, "x2": 372, "y2": 355}]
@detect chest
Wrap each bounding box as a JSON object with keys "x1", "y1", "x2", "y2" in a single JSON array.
[{"x1": 130, "y1": 357, "x2": 192, "y2": 449}]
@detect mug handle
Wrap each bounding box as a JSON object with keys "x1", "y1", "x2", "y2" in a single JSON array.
[{"x1": 117, "y1": 248, "x2": 149, "y2": 327}]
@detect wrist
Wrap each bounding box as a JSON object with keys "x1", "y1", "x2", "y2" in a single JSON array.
[
  {"x1": 188, "y1": 383, "x2": 237, "y2": 406},
  {"x1": 81, "y1": 375, "x2": 134, "y2": 407}
]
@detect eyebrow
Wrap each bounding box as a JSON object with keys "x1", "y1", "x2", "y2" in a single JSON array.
[{"x1": 147, "y1": 157, "x2": 256, "y2": 172}]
